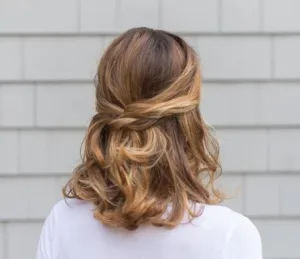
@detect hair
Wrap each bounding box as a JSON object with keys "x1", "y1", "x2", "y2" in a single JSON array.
[{"x1": 63, "y1": 27, "x2": 223, "y2": 230}]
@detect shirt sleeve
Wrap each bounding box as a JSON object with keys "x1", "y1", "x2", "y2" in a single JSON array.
[
  {"x1": 223, "y1": 215, "x2": 263, "y2": 259},
  {"x1": 36, "y1": 208, "x2": 55, "y2": 259}
]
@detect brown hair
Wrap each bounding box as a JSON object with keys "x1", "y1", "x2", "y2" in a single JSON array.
[{"x1": 63, "y1": 27, "x2": 223, "y2": 230}]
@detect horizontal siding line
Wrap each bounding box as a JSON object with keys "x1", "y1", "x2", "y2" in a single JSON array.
[
  {"x1": 0, "y1": 219, "x2": 44, "y2": 224},
  {"x1": 1, "y1": 32, "x2": 300, "y2": 37},
  {"x1": 215, "y1": 125, "x2": 300, "y2": 130},
  {"x1": 224, "y1": 171, "x2": 300, "y2": 176},
  {"x1": 1, "y1": 215, "x2": 300, "y2": 224},
  {"x1": 0, "y1": 173, "x2": 72, "y2": 178},
  {"x1": 2, "y1": 79, "x2": 300, "y2": 85},
  {"x1": 2, "y1": 125, "x2": 300, "y2": 131},
  {"x1": 0, "y1": 171, "x2": 299, "y2": 178},
  {"x1": 0, "y1": 79, "x2": 93, "y2": 85},
  {"x1": 249, "y1": 215, "x2": 300, "y2": 221},
  {"x1": 0, "y1": 127, "x2": 86, "y2": 131}
]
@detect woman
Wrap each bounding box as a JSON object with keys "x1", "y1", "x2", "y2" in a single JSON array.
[{"x1": 36, "y1": 27, "x2": 262, "y2": 259}]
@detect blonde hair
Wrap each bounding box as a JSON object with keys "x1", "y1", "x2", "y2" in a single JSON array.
[{"x1": 63, "y1": 27, "x2": 223, "y2": 230}]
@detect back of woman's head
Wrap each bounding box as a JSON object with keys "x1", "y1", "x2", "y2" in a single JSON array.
[{"x1": 64, "y1": 27, "x2": 222, "y2": 230}]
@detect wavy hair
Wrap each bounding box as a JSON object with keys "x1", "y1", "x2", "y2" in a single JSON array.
[{"x1": 63, "y1": 27, "x2": 223, "y2": 230}]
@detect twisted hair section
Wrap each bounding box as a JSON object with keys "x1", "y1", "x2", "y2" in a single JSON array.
[{"x1": 63, "y1": 28, "x2": 223, "y2": 230}]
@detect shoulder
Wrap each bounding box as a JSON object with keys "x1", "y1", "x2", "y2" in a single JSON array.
[
  {"x1": 230, "y1": 212, "x2": 261, "y2": 240},
  {"x1": 201, "y1": 204, "x2": 245, "y2": 227},
  {"x1": 41, "y1": 199, "x2": 95, "y2": 238},
  {"x1": 224, "y1": 214, "x2": 262, "y2": 258},
  {"x1": 201, "y1": 204, "x2": 261, "y2": 242},
  {"x1": 52, "y1": 198, "x2": 92, "y2": 212},
  {"x1": 37, "y1": 199, "x2": 94, "y2": 258},
  {"x1": 203, "y1": 205, "x2": 262, "y2": 259},
  {"x1": 201, "y1": 205, "x2": 262, "y2": 259},
  {"x1": 48, "y1": 198, "x2": 94, "y2": 225},
  {"x1": 206, "y1": 204, "x2": 260, "y2": 235},
  {"x1": 226, "y1": 212, "x2": 262, "y2": 249}
]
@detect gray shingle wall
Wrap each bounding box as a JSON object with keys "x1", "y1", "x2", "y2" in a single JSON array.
[{"x1": 0, "y1": 0, "x2": 299, "y2": 258}]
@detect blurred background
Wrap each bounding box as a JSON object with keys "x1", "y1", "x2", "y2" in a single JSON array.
[{"x1": 0, "y1": 0, "x2": 299, "y2": 258}]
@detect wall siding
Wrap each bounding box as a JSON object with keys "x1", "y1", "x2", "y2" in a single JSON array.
[{"x1": 0, "y1": 0, "x2": 299, "y2": 258}]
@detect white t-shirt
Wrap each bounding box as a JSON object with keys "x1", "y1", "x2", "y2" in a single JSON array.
[{"x1": 36, "y1": 199, "x2": 262, "y2": 259}]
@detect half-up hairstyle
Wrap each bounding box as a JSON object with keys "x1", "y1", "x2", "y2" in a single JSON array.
[{"x1": 63, "y1": 27, "x2": 223, "y2": 230}]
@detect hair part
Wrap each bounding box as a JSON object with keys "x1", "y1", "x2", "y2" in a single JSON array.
[{"x1": 63, "y1": 27, "x2": 223, "y2": 230}]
